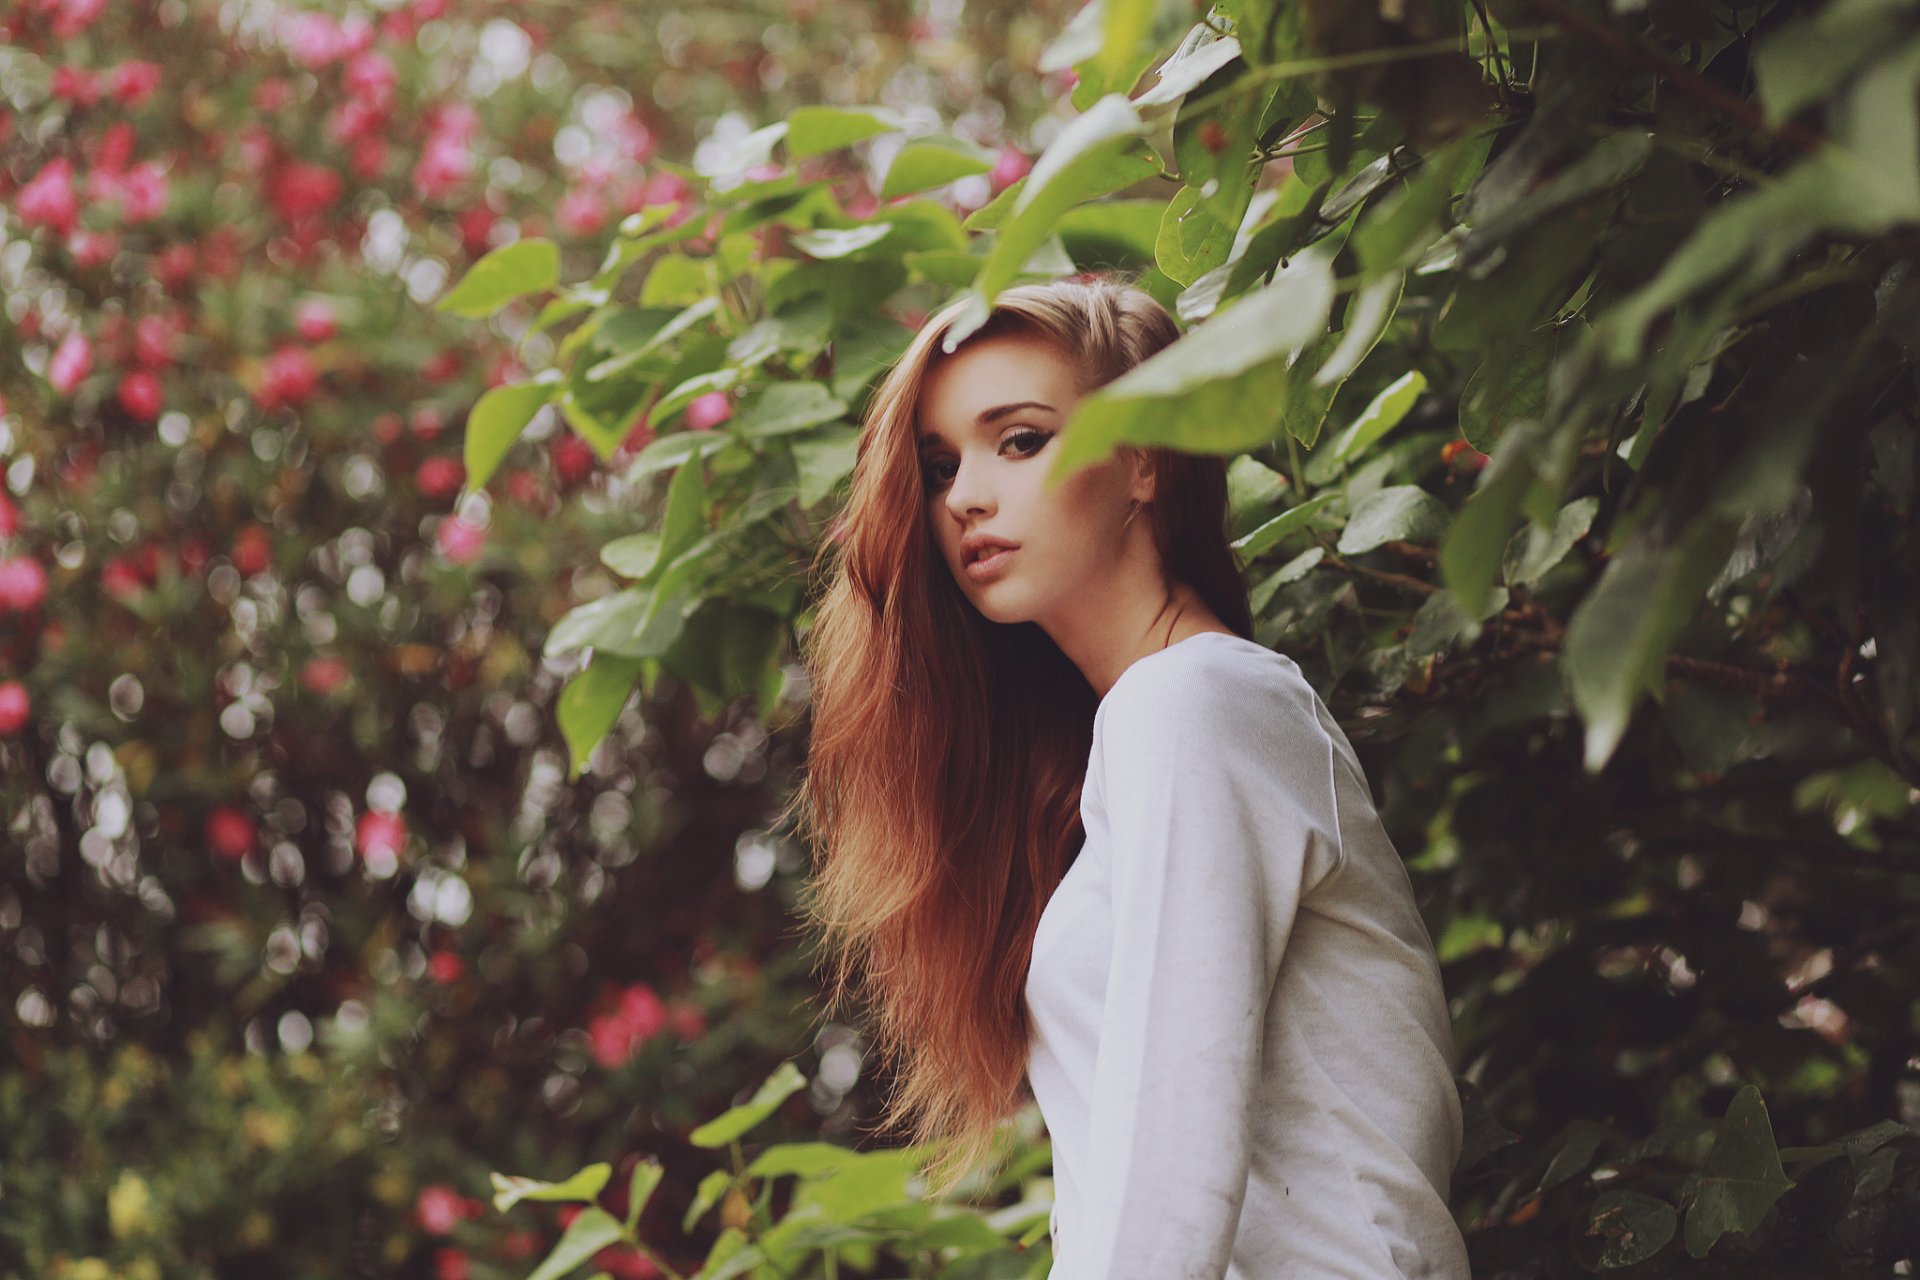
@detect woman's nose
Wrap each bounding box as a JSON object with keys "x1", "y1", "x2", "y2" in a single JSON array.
[{"x1": 943, "y1": 455, "x2": 993, "y2": 516}]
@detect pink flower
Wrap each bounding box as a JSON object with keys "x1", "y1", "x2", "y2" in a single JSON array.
[
  {"x1": 456, "y1": 204, "x2": 496, "y2": 256},
  {"x1": 433, "y1": 1248, "x2": 471, "y2": 1280},
  {"x1": 52, "y1": 0, "x2": 108, "y2": 39},
  {"x1": 109, "y1": 60, "x2": 163, "y2": 108},
  {"x1": 344, "y1": 51, "x2": 397, "y2": 113},
  {"x1": 135, "y1": 312, "x2": 178, "y2": 368},
  {"x1": 590, "y1": 982, "x2": 668, "y2": 1068},
  {"x1": 0, "y1": 557, "x2": 47, "y2": 612},
  {"x1": 232, "y1": 524, "x2": 272, "y2": 576},
  {"x1": 611, "y1": 114, "x2": 656, "y2": 163},
  {"x1": 205, "y1": 806, "x2": 257, "y2": 861},
  {"x1": 0, "y1": 493, "x2": 18, "y2": 540},
  {"x1": 253, "y1": 78, "x2": 295, "y2": 112},
  {"x1": 51, "y1": 65, "x2": 101, "y2": 106},
  {"x1": 17, "y1": 158, "x2": 79, "y2": 236},
  {"x1": 95, "y1": 121, "x2": 136, "y2": 172},
  {"x1": 294, "y1": 297, "x2": 337, "y2": 343},
  {"x1": 269, "y1": 162, "x2": 342, "y2": 223},
  {"x1": 550, "y1": 434, "x2": 595, "y2": 486},
  {"x1": 435, "y1": 515, "x2": 487, "y2": 565},
  {"x1": 328, "y1": 98, "x2": 384, "y2": 145},
  {"x1": 684, "y1": 391, "x2": 733, "y2": 432},
  {"x1": 0, "y1": 683, "x2": 29, "y2": 737},
  {"x1": 257, "y1": 345, "x2": 319, "y2": 411},
  {"x1": 349, "y1": 135, "x2": 388, "y2": 181},
  {"x1": 119, "y1": 162, "x2": 171, "y2": 223},
  {"x1": 299, "y1": 656, "x2": 350, "y2": 695},
  {"x1": 989, "y1": 146, "x2": 1032, "y2": 192},
  {"x1": 282, "y1": 11, "x2": 350, "y2": 67},
  {"x1": 636, "y1": 170, "x2": 690, "y2": 208},
  {"x1": 668, "y1": 1001, "x2": 707, "y2": 1041},
  {"x1": 49, "y1": 331, "x2": 92, "y2": 395},
  {"x1": 415, "y1": 456, "x2": 466, "y2": 502},
  {"x1": 426, "y1": 951, "x2": 465, "y2": 983},
  {"x1": 412, "y1": 134, "x2": 474, "y2": 202},
  {"x1": 556, "y1": 187, "x2": 607, "y2": 238},
  {"x1": 68, "y1": 228, "x2": 118, "y2": 269},
  {"x1": 415, "y1": 1184, "x2": 466, "y2": 1236},
  {"x1": 101, "y1": 555, "x2": 146, "y2": 598},
  {"x1": 356, "y1": 809, "x2": 408, "y2": 862},
  {"x1": 117, "y1": 370, "x2": 163, "y2": 420}
]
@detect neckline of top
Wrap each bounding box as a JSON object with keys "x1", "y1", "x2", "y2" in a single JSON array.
[{"x1": 1095, "y1": 629, "x2": 1263, "y2": 715}]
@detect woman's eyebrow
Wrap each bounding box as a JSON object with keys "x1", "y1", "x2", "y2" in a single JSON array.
[{"x1": 918, "y1": 401, "x2": 1057, "y2": 446}]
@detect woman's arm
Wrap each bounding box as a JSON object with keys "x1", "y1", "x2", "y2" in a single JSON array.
[{"x1": 1069, "y1": 653, "x2": 1346, "y2": 1280}]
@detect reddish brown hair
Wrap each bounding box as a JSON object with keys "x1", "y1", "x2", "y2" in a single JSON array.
[{"x1": 781, "y1": 270, "x2": 1254, "y2": 1195}]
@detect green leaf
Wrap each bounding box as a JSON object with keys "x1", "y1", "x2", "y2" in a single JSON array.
[
  {"x1": 1564, "y1": 514, "x2": 1742, "y2": 773},
  {"x1": 1458, "y1": 321, "x2": 1582, "y2": 454},
  {"x1": 1045, "y1": 246, "x2": 1337, "y2": 477},
  {"x1": 1093, "y1": 0, "x2": 1161, "y2": 94},
  {"x1": 464, "y1": 373, "x2": 561, "y2": 492},
  {"x1": 880, "y1": 137, "x2": 994, "y2": 199},
  {"x1": 1683, "y1": 1086, "x2": 1796, "y2": 1258},
  {"x1": 436, "y1": 239, "x2": 561, "y2": 317},
  {"x1": 689, "y1": 1061, "x2": 808, "y2": 1148},
  {"x1": 733, "y1": 382, "x2": 847, "y2": 438},
  {"x1": 786, "y1": 105, "x2": 907, "y2": 159},
  {"x1": 601, "y1": 533, "x2": 663, "y2": 581},
  {"x1": 491, "y1": 1163, "x2": 613, "y2": 1214},
  {"x1": 682, "y1": 1169, "x2": 733, "y2": 1233},
  {"x1": 790, "y1": 223, "x2": 896, "y2": 259},
  {"x1": 791, "y1": 426, "x2": 860, "y2": 507},
  {"x1": 656, "y1": 440, "x2": 709, "y2": 567},
  {"x1": 1581, "y1": 1189, "x2": 1677, "y2": 1269},
  {"x1": 1314, "y1": 370, "x2": 1426, "y2": 474},
  {"x1": 1502, "y1": 496, "x2": 1598, "y2": 588},
  {"x1": 1334, "y1": 484, "x2": 1449, "y2": 555},
  {"x1": 556, "y1": 657, "x2": 642, "y2": 780},
  {"x1": 1232, "y1": 491, "x2": 1341, "y2": 558},
  {"x1": 622, "y1": 429, "x2": 731, "y2": 483},
  {"x1": 1754, "y1": 0, "x2": 1914, "y2": 121},
  {"x1": 527, "y1": 1207, "x2": 626, "y2": 1280},
  {"x1": 1311, "y1": 270, "x2": 1403, "y2": 389},
  {"x1": 953, "y1": 93, "x2": 1160, "y2": 342},
  {"x1": 623, "y1": 1159, "x2": 665, "y2": 1232},
  {"x1": 1156, "y1": 184, "x2": 1239, "y2": 286}
]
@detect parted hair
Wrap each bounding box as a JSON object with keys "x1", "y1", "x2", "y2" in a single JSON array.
[{"x1": 779, "y1": 270, "x2": 1254, "y2": 1196}]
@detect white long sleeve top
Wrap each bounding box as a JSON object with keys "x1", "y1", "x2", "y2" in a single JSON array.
[{"x1": 1023, "y1": 632, "x2": 1470, "y2": 1279}]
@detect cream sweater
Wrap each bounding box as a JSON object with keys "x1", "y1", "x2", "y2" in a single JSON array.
[{"x1": 1023, "y1": 632, "x2": 1470, "y2": 1279}]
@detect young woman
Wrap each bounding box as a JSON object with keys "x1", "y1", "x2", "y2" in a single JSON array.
[{"x1": 788, "y1": 273, "x2": 1470, "y2": 1279}]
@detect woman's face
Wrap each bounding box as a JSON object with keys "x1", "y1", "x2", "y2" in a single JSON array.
[{"x1": 916, "y1": 330, "x2": 1149, "y2": 629}]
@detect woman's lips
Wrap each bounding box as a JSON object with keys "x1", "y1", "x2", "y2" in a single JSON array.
[{"x1": 964, "y1": 546, "x2": 1016, "y2": 581}]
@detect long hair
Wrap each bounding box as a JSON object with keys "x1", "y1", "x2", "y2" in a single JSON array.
[{"x1": 779, "y1": 270, "x2": 1255, "y2": 1196}]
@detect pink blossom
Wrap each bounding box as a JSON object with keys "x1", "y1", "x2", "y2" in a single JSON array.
[
  {"x1": 414, "y1": 1184, "x2": 466, "y2": 1236},
  {"x1": 415, "y1": 456, "x2": 466, "y2": 502},
  {"x1": 637, "y1": 170, "x2": 690, "y2": 208},
  {"x1": 49, "y1": 331, "x2": 92, "y2": 395},
  {"x1": 282, "y1": 11, "x2": 350, "y2": 67},
  {"x1": 0, "y1": 557, "x2": 48, "y2": 612},
  {"x1": 685, "y1": 391, "x2": 733, "y2": 432},
  {"x1": 328, "y1": 98, "x2": 384, "y2": 144},
  {"x1": 134, "y1": 313, "x2": 178, "y2": 367},
  {"x1": 435, "y1": 515, "x2": 487, "y2": 565},
  {"x1": 0, "y1": 493, "x2": 18, "y2": 540},
  {"x1": 51, "y1": 65, "x2": 101, "y2": 106},
  {"x1": 411, "y1": 134, "x2": 474, "y2": 202},
  {"x1": 349, "y1": 135, "x2": 388, "y2": 181},
  {"x1": 67, "y1": 228, "x2": 118, "y2": 269},
  {"x1": 610, "y1": 114, "x2": 656, "y2": 163},
  {"x1": 356, "y1": 809, "x2": 408, "y2": 861},
  {"x1": 269, "y1": 161, "x2": 342, "y2": 222},
  {"x1": 989, "y1": 146, "x2": 1032, "y2": 192},
  {"x1": 256, "y1": 345, "x2": 319, "y2": 411},
  {"x1": 295, "y1": 297, "x2": 338, "y2": 343},
  {"x1": 344, "y1": 51, "x2": 397, "y2": 112},
  {"x1": 253, "y1": 78, "x2": 295, "y2": 112},
  {"x1": 52, "y1": 0, "x2": 108, "y2": 39},
  {"x1": 119, "y1": 162, "x2": 170, "y2": 223},
  {"x1": 117, "y1": 370, "x2": 163, "y2": 420},
  {"x1": 109, "y1": 60, "x2": 163, "y2": 108},
  {"x1": 17, "y1": 158, "x2": 79, "y2": 236},
  {"x1": 434, "y1": 1249, "x2": 470, "y2": 1280},
  {"x1": 555, "y1": 187, "x2": 607, "y2": 238},
  {"x1": 205, "y1": 806, "x2": 257, "y2": 860},
  {"x1": 95, "y1": 121, "x2": 137, "y2": 172},
  {"x1": 0, "y1": 683, "x2": 28, "y2": 737},
  {"x1": 299, "y1": 656, "x2": 350, "y2": 695}
]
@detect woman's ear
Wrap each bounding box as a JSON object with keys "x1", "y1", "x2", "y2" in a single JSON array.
[{"x1": 1126, "y1": 447, "x2": 1155, "y2": 505}]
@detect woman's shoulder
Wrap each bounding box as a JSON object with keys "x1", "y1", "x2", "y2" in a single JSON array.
[{"x1": 1094, "y1": 632, "x2": 1319, "y2": 743}]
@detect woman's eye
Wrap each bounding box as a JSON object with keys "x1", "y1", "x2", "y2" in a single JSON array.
[{"x1": 921, "y1": 431, "x2": 1051, "y2": 491}]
